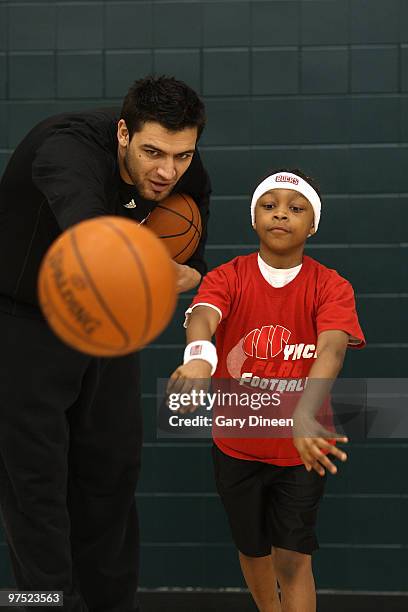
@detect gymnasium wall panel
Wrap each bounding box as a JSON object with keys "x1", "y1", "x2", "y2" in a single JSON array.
[
  {"x1": 0, "y1": 103, "x2": 6, "y2": 148},
  {"x1": 8, "y1": 102, "x2": 59, "y2": 146},
  {"x1": 105, "y1": 51, "x2": 153, "y2": 98},
  {"x1": 301, "y1": 48, "x2": 348, "y2": 94},
  {"x1": 200, "y1": 99, "x2": 251, "y2": 145},
  {"x1": 9, "y1": 4, "x2": 56, "y2": 50},
  {"x1": 350, "y1": 96, "x2": 400, "y2": 143},
  {"x1": 251, "y1": 1, "x2": 299, "y2": 46},
  {"x1": 403, "y1": 47, "x2": 408, "y2": 91},
  {"x1": 252, "y1": 49, "x2": 299, "y2": 95},
  {"x1": 300, "y1": 0, "x2": 348, "y2": 45},
  {"x1": 203, "y1": 49, "x2": 250, "y2": 96},
  {"x1": 0, "y1": 5, "x2": 6, "y2": 51},
  {"x1": 0, "y1": 55, "x2": 5, "y2": 98},
  {"x1": 56, "y1": 52, "x2": 103, "y2": 99},
  {"x1": 201, "y1": 146, "x2": 408, "y2": 195},
  {"x1": 152, "y1": 2, "x2": 201, "y2": 48},
  {"x1": 8, "y1": 52, "x2": 55, "y2": 99},
  {"x1": 351, "y1": 47, "x2": 399, "y2": 93},
  {"x1": 56, "y1": 3, "x2": 103, "y2": 50},
  {"x1": 154, "y1": 50, "x2": 201, "y2": 93},
  {"x1": 350, "y1": 0, "x2": 400, "y2": 44},
  {"x1": 105, "y1": 2, "x2": 152, "y2": 49},
  {"x1": 203, "y1": 1, "x2": 250, "y2": 47}
]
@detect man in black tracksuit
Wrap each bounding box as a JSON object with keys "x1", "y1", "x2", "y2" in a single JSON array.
[{"x1": 0, "y1": 76, "x2": 210, "y2": 611}]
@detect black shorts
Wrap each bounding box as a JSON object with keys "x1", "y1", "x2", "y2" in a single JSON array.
[{"x1": 212, "y1": 444, "x2": 326, "y2": 557}]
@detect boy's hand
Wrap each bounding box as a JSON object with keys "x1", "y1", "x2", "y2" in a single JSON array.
[
  {"x1": 167, "y1": 360, "x2": 212, "y2": 414},
  {"x1": 293, "y1": 414, "x2": 348, "y2": 476},
  {"x1": 294, "y1": 436, "x2": 348, "y2": 476}
]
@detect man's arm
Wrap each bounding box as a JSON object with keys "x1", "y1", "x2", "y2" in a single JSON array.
[
  {"x1": 32, "y1": 133, "x2": 110, "y2": 229},
  {"x1": 174, "y1": 263, "x2": 202, "y2": 293},
  {"x1": 293, "y1": 329, "x2": 349, "y2": 476}
]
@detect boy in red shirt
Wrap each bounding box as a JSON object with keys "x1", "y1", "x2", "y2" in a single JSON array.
[{"x1": 168, "y1": 169, "x2": 365, "y2": 612}]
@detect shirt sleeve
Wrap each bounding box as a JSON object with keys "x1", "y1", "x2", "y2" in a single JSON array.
[
  {"x1": 176, "y1": 150, "x2": 211, "y2": 277},
  {"x1": 316, "y1": 273, "x2": 366, "y2": 349},
  {"x1": 32, "y1": 132, "x2": 111, "y2": 230},
  {"x1": 184, "y1": 264, "x2": 236, "y2": 327}
]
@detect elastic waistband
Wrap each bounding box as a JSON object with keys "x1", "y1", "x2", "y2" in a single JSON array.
[{"x1": 0, "y1": 295, "x2": 44, "y2": 319}]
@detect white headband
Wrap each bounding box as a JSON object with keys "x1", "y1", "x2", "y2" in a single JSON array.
[{"x1": 250, "y1": 172, "x2": 321, "y2": 233}]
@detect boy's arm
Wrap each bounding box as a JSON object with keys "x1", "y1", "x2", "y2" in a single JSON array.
[
  {"x1": 293, "y1": 329, "x2": 349, "y2": 476},
  {"x1": 167, "y1": 306, "x2": 220, "y2": 412},
  {"x1": 185, "y1": 305, "x2": 220, "y2": 344}
]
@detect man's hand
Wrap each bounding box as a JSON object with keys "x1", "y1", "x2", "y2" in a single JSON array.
[
  {"x1": 167, "y1": 360, "x2": 211, "y2": 414},
  {"x1": 174, "y1": 262, "x2": 201, "y2": 293},
  {"x1": 293, "y1": 414, "x2": 348, "y2": 476}
]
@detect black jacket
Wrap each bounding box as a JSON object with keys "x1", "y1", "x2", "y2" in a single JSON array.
[{"x1": 0, "y1": 108, "x2": 211, "y2": 309}]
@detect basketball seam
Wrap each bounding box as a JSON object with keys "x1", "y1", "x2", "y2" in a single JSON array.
[
  {"x1": 148, "y1": 194, "x2": 202, "y2": 262},
  {"x1": 153, "y1": 197, "x2": 201, "y2": 234},
  {"x1": 173, "y1": 225, "x2": 201, "y2": 261},
  {"x1": 155, "y1": 228, "x2": 194, "y2": 239},
  {"x1": 181, "y1": 194, "x2": 202, "y2": 234},
  {"x1": 180, "y1": 193, "x2": 202, "y2": 257},
  {"x1": 191, "y1": 225, "x2": 201, "y2": 255},
  {"x1": 179, "y1": 194, "x2": 202, "y2": 237},
  {"x1": 71, "y1": 229, "x2": 131, "y2": 349},
  {"x1": 172, "y1": 195, "x2": 202, "y2": 261},
  {"x1": 102, "y1": 219, "x2": 152, "y2": 347}
]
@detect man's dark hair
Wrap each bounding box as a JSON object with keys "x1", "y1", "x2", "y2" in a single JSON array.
[
  {"x1": 267, "y1": 168, "x2": 321, "y2": 198},
  {"x1": 120, "y1": 75, "x2": 206, "y2": 139}
]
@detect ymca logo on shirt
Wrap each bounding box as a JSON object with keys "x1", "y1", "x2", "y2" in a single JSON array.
[
  {"x1": 243, "y1": 325, "x2": 317, "y2": 361},
  {"x1": 244, "y1": 325, "x2": 291, "y2": 359}
]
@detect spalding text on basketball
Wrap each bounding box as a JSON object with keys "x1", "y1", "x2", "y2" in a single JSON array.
[{"x1": 48, "y1": 249, "x2": 102, "y2": 335}]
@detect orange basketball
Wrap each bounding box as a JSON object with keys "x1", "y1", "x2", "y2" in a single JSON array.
[
  {"x1": 37, "y1": 216, "x2": 177, "y2": 357},
  {"x1": 146, "y1": 193, "x2": 202, "y2": 263}
]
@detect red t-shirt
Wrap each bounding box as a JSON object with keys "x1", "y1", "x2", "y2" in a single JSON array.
[{"x1": 188, "y1": 253, "x2": 365, "y2": 466}]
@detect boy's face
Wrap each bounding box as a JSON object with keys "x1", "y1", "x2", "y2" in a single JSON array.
[{"x1": 254, "y1": 188, "x2": 315, "y2": 254}]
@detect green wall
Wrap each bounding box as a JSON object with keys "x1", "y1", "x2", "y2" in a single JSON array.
[{"x1": 0, "y1": 0, "x2": 407, "y2": 592}]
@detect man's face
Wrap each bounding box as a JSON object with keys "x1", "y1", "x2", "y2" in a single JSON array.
[
  {"x1": 254, "y1": 188, "x2": 315, "y2": 253},
  {"x1": 117, "y1": 120, "x2": 197, "y2": 201}
]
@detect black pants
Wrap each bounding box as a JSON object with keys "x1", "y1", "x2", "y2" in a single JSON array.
[{"x1": 0, "y1": 308, "x2": 142, "y2": 611}]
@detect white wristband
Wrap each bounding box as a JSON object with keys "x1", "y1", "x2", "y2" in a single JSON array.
[{"x1": 183, "y1": 341, "x2": 218, "y2": 375}]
